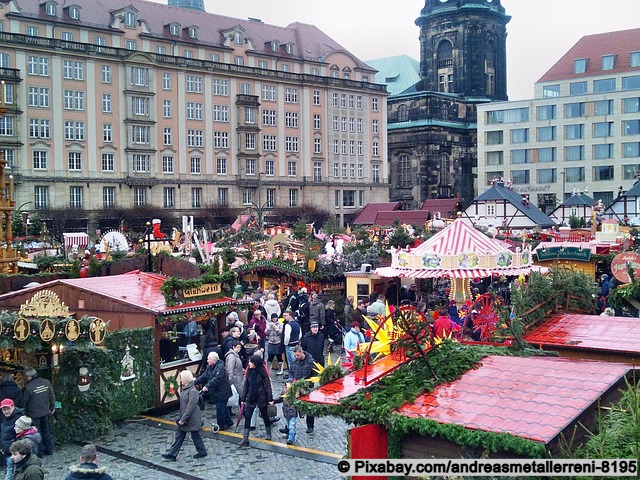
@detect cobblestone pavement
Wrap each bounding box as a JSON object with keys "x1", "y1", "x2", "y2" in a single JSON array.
[{"x1": 16, "y1": 363, "x2": 350, "y2": 480}]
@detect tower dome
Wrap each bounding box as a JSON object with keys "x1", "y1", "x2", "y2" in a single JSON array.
[{"x1": 415, "y1": 0, "x2": 510, "y2": 100}]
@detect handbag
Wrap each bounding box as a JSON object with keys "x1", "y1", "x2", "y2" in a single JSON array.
[
  {"x1": 266, "y1": 404, "x2": 277, "y2": 419},
  {"x1": 197, "y1": 392, "x2": 206, "y2": 411},
  {"x1": 227, "y1": 384, "x2": 239, "y2": 407}
]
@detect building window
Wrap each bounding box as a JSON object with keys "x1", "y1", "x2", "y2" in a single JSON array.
[
  {"x1": 131, "y1": 67, "x2": 148, "y2": 86},
  {"x1": 242, "y1": 188, "x2": 253, "y2": 206},
  {"x1": 565, "y1": 167, "x2": 585, "y2": 182},
  {"x1": 573, "y1": 58, "x2": 587, "y2": 74},
  {"x1": 103, "y1": 187, "x2": 115, "y2": 208},
  {"x1": 289, "y1": 189, "x2": 297, "y2": 207},
  {"x1": 33, "y1": 151, "x2": 48, "y2": 170},
  {"x1": 216, "y1": 158, "x2": 227, "y2": 175},
  {"x1": 162, "y1": 155, "x2": 174, "y2": 174},
  {"x1": 101, "y1": 153, "x2": 114, "y2": 172},
  {"x1": 593, "y1": 122, "x2": 614, "y2": 137},
  {"x1": 190, "y1": 157, "x2": 201, "y2": 175},
  {"x1": 313, "y1": 162, "x2": 322, "y2": 182},
  {"x1": 511, "y1": 150, "x2": 530, "y2": 164},
  {"x1": 486, "y1": 151, "x2": 503, "y2": 166},
  {"x1": 542, "y1": 85, "x2": 560, "y2": 97},
  {"x1": 622, "y1": 75, "x2": 640, "y2": 91},
  {"x1": 64, "y1": 90, "x2": 85, "y2": 111},
  {"x1": 313, "y1": 90, "x2": 321, "y2": 105},
  {"x1": 263, "y1": 135, "x2": 277, "y2": 152},
  {"x1": 333, "y1": 163, "x2": 339, "y2": 178},
  {"x1": 162, "y1": 73, "x2": 171, "y2": 90},
  {"x1": 487, "y1": 108, "x2": 529, "y2": 124},
  {"x1": 538, "y1": 168, "x2": 556, "y2": 184},
  {"x1": 602, "y1": 55, "x2": 615, "y2": 71},
  {"x1": 132, "y1": 154, "x2": 149, "y2": 172},
  {"x1": 593, "y1": 78, "x2": 616, "y2": 93},
  {"x1": 537, "y1": 126, "x2": 555, "y2": 142},
  {"x1": 537, "y1": 105, "x2": 556, "y2": 120},
  {"x1": 26, "y1": 26, "x2": 39, "y2": 37},
  {"x1": 192, "y1": 188, "x2": 202, "y2": 208},
  {"x1": 70, "y1": 186, "x2": 83, "y2": 209},
  {"x1": 163, "y1": 100, "x2": 172, "y2": 118},
  {"x1": 35, "y1": 186, "x2": 49, "y2": 209},
  {"x1": 511, "y1": 170, "x2": 530, "y2": 185},
  {"x1": 285, "y1": 137, "x2": 298, "y2": 152},
  {"x1": 218, "y1": 188, "x2": 228, "y2": 205},
  {"x1": 565, "y1": 145, "x2": 585, "y2": 161},
  {"x1": 372, "y1": 165, "x2": 380, "y2": 183},
  {"x1": 28, "y1": 119, "x2": 50, "y2": 139},
  {"x1": 163, "y1": 188, "x2": 175, "y2": 208},
  {"x1": 564, "y1": 124, "x2": 584, "y2": 140},
  {"x1": 125, "y1": 40, "x2": 137, "y2": 51},
  {"x1": 313, "y1": 114, "x2": 321, "y2": 130},
  {"x1": 565, "y1": 102, "x2": 585, "y2": 118},
  {"x1": 511, "y1": 128, "x2": 529, "y2": 143},
  {"x1": 343, "y1": 190, "x2": 355, "y2": 207},
  {"x1": 46, "y1": 3, "x2": 56, "y2": 16},
  {"x1": 594, "y1": 99, "x2": 613, "y2": 115},
  {"x1": 28, "y1": 87, "x2": 49, "y2": 108},
  {"x1": 212, "y1": 79, "x2": 228, "y2": 96},
  {"x1": 265, "y1": 159, "x2": 275, "y2": 176},
  {"x1": 287, "y1": 161, "x2": 297, "y2": 177},
  {"x1": 187, "y1": 130, "x2": 204, "y2": 147},
  {"x1": 373, "y1": 142, "x2": 379, "y2": 156},
  {"x1": 285, "y1": 112, "x2": 298, "y2": 128},
  {"x1": 186, "y1": 76, "x2": 203, "y2": 93},
  {"x1": 594, "y1": 166, "x2": 614, "y2": 181},
  {"x1": 623, "y1": 120, "x2": 640, "y2": 136},
  {"x1": 188, "y1": 27, "x2": 198, "y2": 39},
  {"x1": 27, "y1": 56, "x2": 49, "y2": 76},
  {"x1": 623, "y1": 165, "x2": 639, "y2": 180},
  {"x1": 68, "y1": 152, "x2": 82, "y2": 171},
  {"x1": 64, "y1": 121, "x2": 85, "y2": 141},
  {"x1": 101, "y1": 65, "x2": 111, "y2": 83},
  {"x1": 187, "y1": 102, "x2": 203, "y2": 120},
  {"x1": 624, "y1": 143, "x2": 640, "y2": 158},
  {"x1": 486, "y1": 131, "x2": 503, "y2": 145},
  {"x1": 102, "y1": 94, "x2": 112, "y2": 113},
  {"x1": 624, "y1": 98, "x2": 640, "y2": 113},
  {"x1": 132, "y1": 126, "x2": 150, "y2": 144},
  {"x1": 63, "y1": 60, "x2": 84, "y2": 80},
  {"x1": 214, "y1": 132, "x2": 229, "y2": 149},
  {"x1": 285, "y1": 88, "x2": 298, "y2": 103},
  {"x1": 314, "y1": 138, "x2": 322, "y2": 154},
  {"x1": 163, "y1": 127, "x2": 172, "y2": 146},
  {"x1": 538, "y1": 147, "x2": 556, "y2": 163},
  {"x1": 569, "y1": 81, "x2": 587, "y2": 95},
  {"x1": 214, "y1": 105, "x2": 229, "y2": 123},
  {"x1": 133, "y1": 187, "x2": 146, "y2": 206},
  {"x1": 372, "y1": 98, "x2": 379, "y2": 111},
  {"x1": 632, "y1": 52, "x2": 640, "y2": 68},
  {"x1": 262, "y1": 85, "x2": 276, "y2": 101},
  {"x1": 266, "y1": 189, "x2": 275, "y2": 208},
  {"x1": 245, "y1": 158, "x2": 256, "y2": 176}
]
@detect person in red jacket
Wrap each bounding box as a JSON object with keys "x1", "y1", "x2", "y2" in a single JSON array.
[{"x1": 433, "y1": 308, "x2": 460, "y2": 339}]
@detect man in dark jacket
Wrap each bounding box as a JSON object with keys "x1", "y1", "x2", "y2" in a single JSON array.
[
  {"x1": 65, "y1": 443, "x2": 112, "y2": 480},
  {"x1": 195, "y1": 352, "x2": 233, "y2": 430},
  {"x1": 290, "y1": 346, "x2": 317, "y2": 434},
  {"x1": 21, "y1": 368, "x2": 55, "y2": 457},
  {"x1": 0, "y1": 374, "x2": 22, "y2": 407},
  {"x1": 1, "y1": 398, "x2": 23, "y2": 476},
  {"x1": 300, "y1": 322, "x2": 325, "y2": 367},
  {"x1": 161, "y1": 371, "x2": 207, "y2": 461},
  {"x1": 308, "y1": 293, "x2": 326, "y2": 331}
]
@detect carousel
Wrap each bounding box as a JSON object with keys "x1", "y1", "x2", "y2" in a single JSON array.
[{"x1": 376, "y1": 217, "x2": 539, "y2": 306}]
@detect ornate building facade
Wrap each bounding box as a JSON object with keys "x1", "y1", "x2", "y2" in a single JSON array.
[
  {"x1": 0, "y1": 0, "x2": 387, "y2": 230},
  {"x1": 388, "y1": 0, "x2": 510, "y2": 207}
]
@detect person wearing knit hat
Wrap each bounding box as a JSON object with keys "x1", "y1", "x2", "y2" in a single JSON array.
[
  {"x1": 14, "y1": 416, "x2": 41, "y2": 458},
  {"x1": 1, "y1": 396, "x2": 23, "y2": 479}
]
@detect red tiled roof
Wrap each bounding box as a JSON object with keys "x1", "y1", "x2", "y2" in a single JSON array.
[
  {"x1": 523, "y1": 313, "x2": 640, "y2": 356},
  {"x1": 374, "y1": 210, "x2": 430, "y2": 227},
  {"x1": 352, "y1": 202, "x2": 401, "y2": 225},
  {"x1": 59, "y1": 271, "x2": 236, "y2": 313},
  {"x1": 396, "y1": 355, "x2": 630, "y2": 444},
  {"x1": 11, "y1": 0, "x2": 375, "y2": 71},
  {"x1": 421, "y1": 198, "x2": 458, "y2": 215},
  {"x1": 538, "y1": 28, "x2": 640, "y2": 83}
]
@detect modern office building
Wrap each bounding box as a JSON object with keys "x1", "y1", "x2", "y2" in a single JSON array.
[
  {"x1": 385, "y1": 0, "x2": 510, "y2": 207},
  {"x1": 0, "y1": 0, "x2": 388, "y2": 230},
  {"x1": 478, "y1": 28, "x2": 640, "y2": 214}
]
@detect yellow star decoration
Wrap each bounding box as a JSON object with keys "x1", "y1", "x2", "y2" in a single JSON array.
[
  {"x1": 434, "y1": 330, "x2": 453, "y2": 347},
  {"x1": 309, "y1": 353, "x2": 341, "y2": 384},
  {"x1": 360, "y1": 307, "x2": 403, "y2": 357}
]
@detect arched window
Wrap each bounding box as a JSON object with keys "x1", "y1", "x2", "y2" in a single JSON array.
[
  {"x1": 398, "y1": 104, "x2": 409, "y2": 122},
  {"x1": 437, "y1": 40, "x2": 454, "y2": 93}
]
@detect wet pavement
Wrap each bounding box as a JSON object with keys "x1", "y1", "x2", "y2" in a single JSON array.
[{"x1": 22, "y1": 366, "x2": 350, "y2": 480}]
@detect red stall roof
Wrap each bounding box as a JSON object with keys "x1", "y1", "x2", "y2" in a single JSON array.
[
  {"x1": 396, "y1": 355, "x2": 630, "y2": 443},
  {"x1": 523, "y1": 313, "x2": 640, "y2": 357}
]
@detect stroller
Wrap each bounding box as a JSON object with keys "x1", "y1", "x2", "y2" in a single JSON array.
[{"x1": 326, "y1": 318, "x2": 346, "y2": 353}]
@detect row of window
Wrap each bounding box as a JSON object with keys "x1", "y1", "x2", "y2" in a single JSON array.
[
  {"x1": 31, "y1": 185, "x2": 364, "y2": 210},
  {"x1": 485, "y1": 165, "x2": 638, "y2": 186},
  {"x1": 487, "y1": 95, "x2": 640, "y2": 125},
  {"x1": 543, "y1": 75, "x2": 640, "y2": 97},
  {"x1": 487, "y1": 118, "x2": 640, "y2": 145},
  {"x1": 572, "y1": 53, "x2": 640, "y2": 75}
]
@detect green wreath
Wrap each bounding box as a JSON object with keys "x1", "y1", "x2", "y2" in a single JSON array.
[{"x1": 164, "y1": 375, "x2": 179, "y2": 396}]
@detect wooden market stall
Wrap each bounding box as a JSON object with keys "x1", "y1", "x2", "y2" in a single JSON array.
[{"x1": 0, "y1": 270, "x2": 251, "y2": 408}]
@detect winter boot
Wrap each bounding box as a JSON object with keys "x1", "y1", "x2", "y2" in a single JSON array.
[
  {"x1": 277, "y1": 362, "x2": 284, "y2": 375},
  {"x1": 238, "y1": 428, "x2": 250, "y2": 447},
  {"x1": 265, "y1": 426, "x2": 272, "y2": 441}
]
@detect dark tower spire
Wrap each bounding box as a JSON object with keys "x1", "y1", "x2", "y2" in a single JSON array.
[
  {"x1": 416, "y1": 0, "x2": 510, "y2": 100},
  {"x1": 168, "y1": 0, "x2": 205, "y2": 12}
]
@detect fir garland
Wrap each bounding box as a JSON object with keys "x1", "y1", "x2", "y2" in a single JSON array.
[
  {"x1": 160, "y1": 271, "x2": 237, "y2": 305},
  {"x1": 164, "y1": 375, "x2": 179, "y2": 396}
]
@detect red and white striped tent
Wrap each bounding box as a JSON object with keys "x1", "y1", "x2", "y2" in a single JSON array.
[
  {"x1": 63, "y1": 232, "x2": 90, "y2": 252},
  {"x1": 376, "y1": 219, "x2": 538, "y2": 302}
]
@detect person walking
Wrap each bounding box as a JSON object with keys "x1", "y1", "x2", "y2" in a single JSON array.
[
  {"x1": 280, "y1": 346, "x2": 315, "y2": 436},
  {"x1": 343, "y1": 296, "x2": 355, "y2": 327},
  {"x1": 301, "y1": 322, "x2": 325, "y2": 368},
  {"x1": 324, "y1": 300, "x2": 340, "y2": 351},
  {"x1": 238, "y1": 355, "x2": 274, "y2": 447},
  {"x1": 9, "y1": 440, "x2": 43, "y2": 480},
  {"x1": 1, "y1": 398, "x2": 23, "y2": 480},
  {"x1": 225, "y1": 341, "x2": 244, "y2": 416},
  {"x1": 282, "y1": 310, "x2": 302, "y2": 379},
  {"x1": 65, "y1": 443, "x2": 112, "y2": 480},
  {"x1": 161, "y1": 370, "x2": 207, "y2": 461},
  {"x1": 263, "y1": 293, "x2": 281, "y2": 320},
  {"x1": 265, "y1": 313, "x2": 284, "y2": 375},
  {"x1": 308, "y1": 292, "x2": 326, "y2": 332},
  {"x1": 21, "y1": 368, "x2": 55, "y2": 457},
  {"x1": 195, "y1": 352, "x2": 233, "y2": 430}
]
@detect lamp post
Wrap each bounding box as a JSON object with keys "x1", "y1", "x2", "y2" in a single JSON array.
[{"x1": 139, "y1": 221, "x2": 170, "y2": 272}]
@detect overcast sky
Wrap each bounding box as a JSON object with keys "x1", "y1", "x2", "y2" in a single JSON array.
[{"x1": 154, "y1": 0, "x2": 638, "y2": 100}]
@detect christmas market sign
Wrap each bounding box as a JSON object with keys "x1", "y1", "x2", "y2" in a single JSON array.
[
  {"x1": 536, "y1": 246, "x2": 591, "y2": 262},
  {"x1": 610, "y1": 251, "x2": 640, "y2": 283},
  {"x1": 182, "y1": 283, "x2": 221, "y2": 298}
]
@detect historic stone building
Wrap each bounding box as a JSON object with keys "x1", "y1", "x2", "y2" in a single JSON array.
[
  {"x1": 0, "y1": 0, "x2": 387, "y2": 230},
  {"x1": 387, "y1": 0, "x2": 510, "y2": 207}
]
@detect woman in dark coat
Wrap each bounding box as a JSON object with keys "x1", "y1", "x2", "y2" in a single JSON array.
[{"x1": 238, "y1": 355, "x2": 273, "y2": 447}]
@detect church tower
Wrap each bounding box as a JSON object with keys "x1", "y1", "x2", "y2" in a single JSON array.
[
  {"x1": 416, "y1": 0, "x2": 510, "y2": 100},
  {"x1": 168, "y1": 0, "x2": 205, "y2": 12}
]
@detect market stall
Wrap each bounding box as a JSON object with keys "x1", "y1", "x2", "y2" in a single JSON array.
[
  {"x1": 0, "y1": 270, "x2": 251, "y2": 408},
  {"x1": 376, "y1": 218, "x2": 536, "y2": 305}
]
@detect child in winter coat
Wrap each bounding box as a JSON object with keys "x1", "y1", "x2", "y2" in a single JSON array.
[{"x1": 274, "y1": 384, "x2": 304, "y2": 445}]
